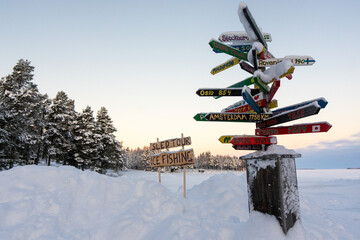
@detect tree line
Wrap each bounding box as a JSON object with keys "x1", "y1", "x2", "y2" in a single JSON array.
[
  {"x1": 0, "y1": 59, "x2": 124, "y2": 173},
  {"x1": 0, "y1": 59, "x2": 245, "y2": 174}
]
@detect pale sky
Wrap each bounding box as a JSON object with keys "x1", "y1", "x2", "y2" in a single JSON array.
[{"x1": 1, "y1": 0, "x2": 359, "y2": 168}]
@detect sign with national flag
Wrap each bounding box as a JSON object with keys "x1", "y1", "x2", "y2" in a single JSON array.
[{"x1": 255, "y1": 122, "x2": 332, "y2": 136}]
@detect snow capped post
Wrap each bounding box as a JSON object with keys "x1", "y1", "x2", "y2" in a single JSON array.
[
  {"x1": 194, "y1": 0, "x2": 331, "y2": 235},
  {"x1": 241, "y1": 145, "x2": 301, "y2": 234}
]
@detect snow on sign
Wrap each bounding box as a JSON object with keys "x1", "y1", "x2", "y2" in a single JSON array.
[
  {"x1": 150, "y1": 149, "x2": 194, "y2": 168},
  {"x1": 150, "y1": 136, "x2": 191, "y2": 151},
  {"x1": 255, "y1": 122, "x2": 332, "y2": 136}
]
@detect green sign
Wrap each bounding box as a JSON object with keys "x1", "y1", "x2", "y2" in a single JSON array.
[{"x1": 209, "y1": 39, "x2": 248, "y2": 61}]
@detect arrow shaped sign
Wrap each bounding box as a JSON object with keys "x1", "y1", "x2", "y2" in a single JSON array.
[
  {"x1": 242, "y1": 86, "x2": 261, "y2": 113},
  {"x1": 196, "y1": 88, "x2": 260, "y2": 97},
  {"x1": 230, "y1": 135, "x2": 277, "y2": 145},
  {"x1": 256, "y1": 102, "x2": 321, "y2": 128},
  {"x1": 211, "y1": 57, "x2": 240, "y2": 75},
  {"x1": 255, "y1": 121, "x2": 332, "y2": 136},
  {"x1": 258, "y1": 56, "x2": 316, "y2": 67},
  {"x1": 209, "y1": 39, "x2": 248, "y2": 61},
  {"x1": 272, "y1": 98, "x2": 328, "y2": 116},
  {"x1": 213, "y1": 44, "x2": 252, "y2": 54},
  {"x1": 232, "y1": 144, "x2": 270, "y2": 150}
]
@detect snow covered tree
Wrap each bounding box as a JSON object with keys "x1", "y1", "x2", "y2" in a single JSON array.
[
  {"x1": 43, "y1": 91, "x2": 77, "y2": 166},
  {"x1": 141, "y1": 147, "x2": 152, "y2": 171},
  {"x1": 0, "y1": 59, "x2": 47, "y2": 167},
  {"x1": 73, "y1": 106, "x2": 100, "y2": 170},
  {"x1": 95, "y1": 107, "x2": 124, "y2": 173}
]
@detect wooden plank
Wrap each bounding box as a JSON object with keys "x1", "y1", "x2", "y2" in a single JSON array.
[
  {"x1": 242, "y1": 86, "x2": 261, "y2": 113},
  {"x1": 205, "y1": 112, "x2": 272, "y2": 122},
  {"x1": 257, "y1": 56, "x2": 316, "y2": 67},
  {"x1": 253, "y1": 77, "x2": 270, "y2": 93},
  {"x1": 196, "y1": 88, "x2": 260, "y2": 97},
  {"x1": 256, "y1": 102, "x2": 321, "y2": 128},
  {"x1": 213, "y1": 44, "x2": 252, "y2": 53},
  {"x1": 150, "y1": 136, "x2": 191, "y2": 151},
  {"x1": 255, "y1": 122, "x2": 332, "y2": 136},
  {"x1": 272, "y1": 98, "x2": 328, "y2": 116},
  {"x1": 231, "y1": 135, "x2": 277, "y2": 145},
  {"x1": 218, "y1": 31, "x2": 272, "y2": 43},
  {"x1": 232, "y1": 144, "x2": 269, "y2": 150},
  {"x1": 150, "y1": 149, "x2": 194, "y2": 167},
  {"x1": 267, "y1": 79, "x2": 280, "y2": 102},
  {"x1": 218, "y1": 135, "x2": 235, "y2": 144},
  {"x1": 209, "y1": 39, "x2": 248, "y2": 61},
  {"x1": 211, "y1": 57, "x2": 240, "y2": 75}
]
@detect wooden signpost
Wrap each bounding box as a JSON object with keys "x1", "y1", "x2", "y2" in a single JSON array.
[
  {"x1": 194, "y1": 2, "x2": 331, "y2": 235},
  {"x1": 255, "y1": 121, "x2": 332, "y2": 136},
  {"x1": 149, "y1": 134, "x2": 193, "y2": 198}
]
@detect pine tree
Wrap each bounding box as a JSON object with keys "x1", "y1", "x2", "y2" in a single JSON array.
[
  {"x1": 0, "y1": 59, "x2": 46, "y2": 166},
  {"x1": 73, "y1": 106, "x2": 99, "y2": 170},
  {"x1": 44, "y1": 91, "x2": 77, "y2": 166},
  {"x1": 95, "y1": 107, "x2": 124, "y2": 173}
]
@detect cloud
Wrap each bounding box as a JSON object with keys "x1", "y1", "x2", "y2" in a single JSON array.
[{"x1": 295, "y1": 133, "x2": 360, "y2": 169}]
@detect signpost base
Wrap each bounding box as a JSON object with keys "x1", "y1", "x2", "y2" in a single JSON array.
[{"x1": 240, "y1": 145, "x2": 301, "y2": 234}]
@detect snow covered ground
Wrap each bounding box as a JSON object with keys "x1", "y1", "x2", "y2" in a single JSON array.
[{"x1": 0, "y1": 166, "x2": 359, "y2": 240}]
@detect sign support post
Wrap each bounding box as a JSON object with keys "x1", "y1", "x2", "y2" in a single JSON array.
[{"x1": 181, "y1": 133, "x2": 187, "y2": 198}]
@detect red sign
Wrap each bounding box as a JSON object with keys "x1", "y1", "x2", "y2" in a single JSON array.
[
  {"x1": 267, "y1": 79, "x2": 280, "y2": 102},
  {"x1": 230, "y1": 135, "x2": 277, "y2": 145},
  {"x1": 255, "y1": 122, "x2": 332, "y2": 136}
]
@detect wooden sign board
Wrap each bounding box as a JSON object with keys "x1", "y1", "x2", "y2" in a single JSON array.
[
  {"x1": 218, "y1": 31, "x2": 272, "y2": 43},
  {"x1": 256, "y1": 102, "x2": 321, "y2": 128},
  {"x1": 257, "y1": 56, "x2": 316, "y2": 67},
  {"x1": 205, "y1": 112, "x2": 272, "y2": 122},
  {"x1": 255, "y1": 122, "x2": 332, "y2": 136},
  {"x1": 242, "y1": 86, "x2": 261, "y2": 113},
  {"x1": 272, "y1": 98, "x2": 328, "y2": 116},
  {"x1": 213, "y1": 44, "x2": 252, "y2": 54},
  {"x1": 211, "y1": 57, "x2": 240, "y2": 75},
  {"x1": 267, "y1": 79, "x2": 280, "y2": 102},
  {"x1": 150, "y1": 149, "x2": 194, "y2": 167},
  {"x1": 232, "y1": 144, "x2": 269, "y2": 150},
  {"x1": 218, "y1": 135, "x2": 235, "y2": 144},
  {"x1": 196, "y1": 88, "x2": 260, "y2": 97},
  {"x1": 209, "y1": 39, "x2": 248, "y2": 61},
  {"x1": 150, "y1": 136, "x2": 191, "y2": 151},
  {"x1": 231, "y1": 135, "x2": 277, "y2": 145}
]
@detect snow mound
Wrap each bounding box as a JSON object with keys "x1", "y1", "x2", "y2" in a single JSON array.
[{"x1": 0, "y1": 166, "x2": 358, "y2": 239}]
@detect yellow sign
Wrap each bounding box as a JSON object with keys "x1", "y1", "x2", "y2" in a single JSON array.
[
  {"x1": 211, "y1": 57, "x2": 240, "y2": 75},
  {"x1": 150, "y1": 149, "x2": 194, "y2": 167},
  {"x1": 218, "y1": 136, "x2": 234, "y2": 144}
]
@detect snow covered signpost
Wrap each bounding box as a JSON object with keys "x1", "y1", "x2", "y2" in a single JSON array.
[{"x1": 194, "y1": 2, "x2": 332, "y2": 234}]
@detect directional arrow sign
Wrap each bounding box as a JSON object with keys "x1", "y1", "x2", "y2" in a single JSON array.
[
  {"x1": 219, "y1": 135, "x2": 235, "y2": 144},
  {"x1": 196, "y1": 88, "x2": 260, "y2": 97},
  {"x1": 224, "y1": 99, "x2": 277, "y2": 113},
  {"x1": 209, "y1": 39, "x2": 248, "y2": 61},
  {"x1": 232, "y1": 144, "x2": 270, "y2": 151},
  {"x1": 205, "y1": 112, "x2": 272, "y2": 122},
  {"x1": 253, "y1": 77, "x2": 270, "y2": 93},
  {"x1": 255, "y1": 121, "x2": 332, "y2": 136},
  {"x1": 256, "y1": 102, "x2": 321, "y2": 128},
  {"x1": 242, "y1": 86, "x2": 261, "y2": 113},
  {"x1": 211, "y1": 57, "x2": 240, "y2": 75},
  {"x1": 257, "y1": 56, "x2": 316, "y2": 67},
  {"x1": 231, "y1": 135, "x2": 277, "y2": 145},
  {"x1": 272, "y1": 98, "x2": 328, "y2": 116},
  {"x1": 194, "y1": 112, "x2": 272, "y2": 122},
  {"x1": 213, "y1": 44, "x2": 252, "y2": 53},
  {"x1": 218, "y1": 31, "x2": 272, "y2": 43}
]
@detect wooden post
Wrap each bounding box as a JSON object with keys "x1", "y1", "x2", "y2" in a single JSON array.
[
  {"x1": 181, "y1": 133, "x2": 186, "y2": 198},
  {"x1": 240, "y1": 147, "x2": 301, "y2": 234},
  {"x1": 157, "y1": 138, "x2": 161, "y2": 184}
]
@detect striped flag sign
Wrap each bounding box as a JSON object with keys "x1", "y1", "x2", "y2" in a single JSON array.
[{"x1": 255, "y1": 122, "x2": 332, "y2": 136}]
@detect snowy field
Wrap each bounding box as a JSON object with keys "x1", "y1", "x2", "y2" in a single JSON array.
[{"x1": 0, "y1": 166, "x2": 359, "y2": 240}]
